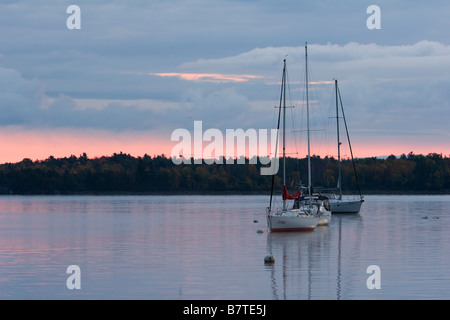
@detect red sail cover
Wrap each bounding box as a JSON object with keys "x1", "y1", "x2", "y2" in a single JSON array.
[{"x1": 282, "y1": 185, "x2": 302, "y2": 200}]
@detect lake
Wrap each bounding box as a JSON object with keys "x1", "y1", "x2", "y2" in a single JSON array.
[{"x1": 0, "y1": 194, "x2": 449, "y2": 299}]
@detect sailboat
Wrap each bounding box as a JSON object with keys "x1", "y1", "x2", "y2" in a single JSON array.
[
  {"x1": 267, "y1": 45, "x2": 330, "y2": 232},
  {"x1": 294, "y1": 44, "x2": 331, "y2": 226},
  {"x1": 319, "y1": 80, "x2": 364, "y2": 213}
]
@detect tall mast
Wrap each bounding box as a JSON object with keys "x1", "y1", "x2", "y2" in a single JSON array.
[
  {"x1": 335, "y1": 79, "x2": 342, "y2": 199},
  {"x1": 337, "y1": 83, "x2": 363, "y2": 200},
  {"x1": 269, "y1": 59, "x2": 285, "y2": 212},
  {"x1": 305, "y1": 43, "x2": 312, "y2": 200},
  {"x1": 282, "y1": 59, "x2": 287, "y2": 211}
]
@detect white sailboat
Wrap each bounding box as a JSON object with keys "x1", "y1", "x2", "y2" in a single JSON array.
[
  {"x1": 320, "y1": 80, "x2": 364, "y2": 214},
  {"x1": 296, "y1": 44, "x2": 331, "y2": 226},
  {"x1": 267, "y1": 45, "x2": 330, "y2": 232}
]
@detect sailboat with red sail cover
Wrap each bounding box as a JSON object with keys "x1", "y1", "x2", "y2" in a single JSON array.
[{"x1": 267, "y1": 45, "x2": 331, "y2": 232}]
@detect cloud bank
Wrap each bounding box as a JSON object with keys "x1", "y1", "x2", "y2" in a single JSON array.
[{"x1": 1, "y1": 42, "x2": 449, "y2": 139}]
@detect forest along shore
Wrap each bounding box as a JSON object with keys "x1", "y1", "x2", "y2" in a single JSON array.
[{"x1": 0, "y1": 152, "x2": 449, "y2": 195}]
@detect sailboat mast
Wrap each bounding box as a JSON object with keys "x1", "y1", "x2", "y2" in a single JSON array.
[
  {"x1": 305, "y1": 43, "x2": 312, "y2": 199},
  {"x1": 335, "y1": 79, "x2": 342, "y2": 198},
  {"x1": 337, "y1": 83, "x2": 363, "y2": 200},
  {"x1": 269, "y1": 59, "x2": 285, "y2": 212},
  {"x1": 282, "y1": 59, "x2": 287, "y2": 211}
]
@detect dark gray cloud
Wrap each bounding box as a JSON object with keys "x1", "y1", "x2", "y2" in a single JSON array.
[{"x1": 0, "y1": 67, "x2": 45, "y2": 125}]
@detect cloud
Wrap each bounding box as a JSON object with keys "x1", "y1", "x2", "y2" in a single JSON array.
[
  {"x1": 0, "y1": 67, "x2": 165, "y2": 130},
  {"x1": 150, "y1": 72, "x2": 263, "y2": 83},
  {"x1": 174, "y1": 41, "x2": 450, "y2": 140},
  {"x1": 2, "y1": 40, "x2": 450, "y2": 141},
  {"x1": 0, "y1": 67, "x2": 260, "y2": 132},
  {"x1": 0, "y1": 67, "x2": 47, "y2": 125},
  {"x1": 180, "y1": 41, "x2": 450, "y2": 81}
]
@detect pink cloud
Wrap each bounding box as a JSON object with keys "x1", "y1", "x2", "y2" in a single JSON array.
[{"x1": 150, "y1": 72, "x2": 263, "y2": 83}]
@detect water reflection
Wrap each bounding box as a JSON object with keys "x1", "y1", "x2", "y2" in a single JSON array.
[
  {"x1": 1, "y1": 195, "x2": 449, "y2": 299},
  {"x1": 265, "y1": 214, "x2": 363, "y2": 300}
]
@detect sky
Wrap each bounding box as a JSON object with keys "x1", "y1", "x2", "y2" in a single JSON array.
[{"x1": 1, "y1": 0, "x2": 450, "y2": 163}]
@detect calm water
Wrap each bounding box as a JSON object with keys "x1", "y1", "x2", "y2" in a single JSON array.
[{"x1": 0, "y1": 194, "x2": 449, "y2": 300}]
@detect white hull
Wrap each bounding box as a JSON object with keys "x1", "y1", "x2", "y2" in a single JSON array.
[
  {"x1": 329, "y1": 198, "x2": 363, "y2": 213},
  {"x1": 268, "y1": 210, "x2": 319, "y2": 232}
]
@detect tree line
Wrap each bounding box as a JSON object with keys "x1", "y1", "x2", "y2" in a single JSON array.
[{"x1": 0, "y1": 152, "x2": 449, "y2": 194}]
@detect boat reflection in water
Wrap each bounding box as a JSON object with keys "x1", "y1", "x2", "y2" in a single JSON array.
[{"x1": 264, "y1": 214, "x2": 362, "y2": 300}]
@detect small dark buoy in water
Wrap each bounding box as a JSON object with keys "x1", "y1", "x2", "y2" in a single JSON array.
[
  {"x1": 257, "y1": 228, "x2": 264, "y2": 233},
  {"x1": 423, "y1": 216, "x2": 428, "y2": 219},
  {"x1": 253, "y1": 219, "x2": 258, "y2": 223},
  {"x1": 264, "y1": 255, "x2": 275, "y2": 264}
]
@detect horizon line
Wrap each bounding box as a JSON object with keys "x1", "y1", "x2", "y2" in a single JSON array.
[{"x1": 1, "y1": 150, "x2": 448, "y2": 165}]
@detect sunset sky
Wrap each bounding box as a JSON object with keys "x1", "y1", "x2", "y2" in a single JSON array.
[{"x1": 1, "y1": 1, "x2": 449, "y2": 164}]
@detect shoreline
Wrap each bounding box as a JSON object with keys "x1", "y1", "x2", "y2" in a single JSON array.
[{"x1": 1, "y1": 190, "x2": 449, "y2": 196}]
